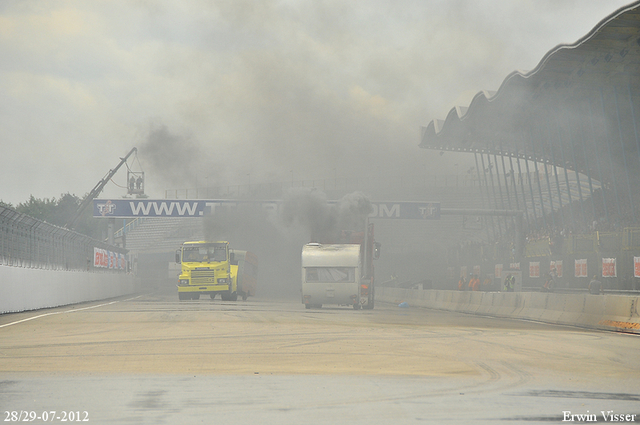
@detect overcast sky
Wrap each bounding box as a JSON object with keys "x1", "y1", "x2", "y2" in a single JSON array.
[{"x1": 0, "y1": 0, "x2": 634, "y2": 205}]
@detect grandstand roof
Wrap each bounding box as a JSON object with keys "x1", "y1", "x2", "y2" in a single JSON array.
[{"x1": 420, "y1": 1, "x2": 640, "y2": 182}]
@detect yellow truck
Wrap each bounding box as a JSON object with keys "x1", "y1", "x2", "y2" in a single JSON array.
[{"x1": 175, "y1": 241, "x2": 258, "y2": 301}]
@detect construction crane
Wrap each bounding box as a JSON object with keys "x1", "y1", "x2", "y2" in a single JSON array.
[{"x1": 65, "y1": 147, "x2": 138, "y2": 229}]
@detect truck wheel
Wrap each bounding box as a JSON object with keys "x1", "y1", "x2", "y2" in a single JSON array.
[
  {"x1": 192, "y1": 293, "x2": 200, "y2": 300},
  {"x1": 210, "y1": 293, "x2": 216, "y2": 300},
  {"x1": 353, "y1": 303, "x2": 361, "y2": 310},
  {"x1": 241, "y1": 292, "x2": 248, "y2": 301},
  {"x1": 178, "y1": 292, "x2": 189, "y2": 301},
  {"x1": 230, "y1": 292, "x2": 238, "y2": 301}
]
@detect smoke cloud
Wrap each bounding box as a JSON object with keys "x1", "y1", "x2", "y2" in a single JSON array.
[
  {"x1": 281, "y1": 189, "x2": 372, "y2": 242},
  {"x1": 202, "y1": 189, "x2": 373, "y2": 297},
  {"x1": 0, "y1": 1, "x2": 630, "y2": 204},
  {"x1": 139, "y1": 124, "x2": 223, "y2": 189}
]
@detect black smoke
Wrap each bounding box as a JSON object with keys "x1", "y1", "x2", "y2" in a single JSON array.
[
  {"x1": 202, "y1": 189, "x2": 372, "y2": 298},
  {"x1": 280, "y1": 189, "x2": 372, "y2": 242},
  {"x1": 139, "y1": 124, "x2": 222, "y2": 189}
]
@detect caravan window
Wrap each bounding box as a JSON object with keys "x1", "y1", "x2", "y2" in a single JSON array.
[{"x1": 305, "y1": 267, "x2": 355, "y2": 283}]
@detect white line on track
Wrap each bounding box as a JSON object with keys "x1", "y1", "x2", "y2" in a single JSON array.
[{"x1": 0, "y1": 295, "x2": 143, "y2": 329}]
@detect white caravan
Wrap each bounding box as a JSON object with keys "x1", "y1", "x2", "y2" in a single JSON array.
[{"x1": 301, "y1": 243, "x2": 373, "y2": 310}]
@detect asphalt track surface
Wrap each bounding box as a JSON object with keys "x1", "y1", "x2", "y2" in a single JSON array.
[{"x1": 1, "y1": 290, "x2": 639, "y2": 424}]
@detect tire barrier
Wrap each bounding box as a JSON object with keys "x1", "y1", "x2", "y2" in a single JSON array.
[{"x1": 377, "y1": 287, "x2": 640, "y2": 334}]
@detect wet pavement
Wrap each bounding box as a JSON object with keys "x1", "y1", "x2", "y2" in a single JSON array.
[{"x1": 1, "y1": 292, "x2": 639, "y2": 424}]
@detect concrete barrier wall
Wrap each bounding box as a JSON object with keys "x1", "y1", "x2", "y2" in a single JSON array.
[
  {"x1": 377, "y1": 287, "x2": 640, "y2": 334},
  {"x1": 0, "y1": 266, "x2": 140, "y2": 314}
]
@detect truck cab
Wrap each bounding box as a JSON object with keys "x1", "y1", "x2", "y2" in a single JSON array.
[{"x1": 176, "y1": 241, "x2": 237, "y2": 301}]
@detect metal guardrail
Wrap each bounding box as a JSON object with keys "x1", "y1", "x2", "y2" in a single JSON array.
[
  {"x1": 0, "y1": 205, "x2": 127, "y2": 271},
  {"x1": 113, "y1": 217, "x2": 145, "y2": 239}
]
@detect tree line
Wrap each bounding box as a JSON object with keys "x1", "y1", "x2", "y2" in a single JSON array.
[{"x1": 1, "y1": 193, "x2": 108, "y2": 241}]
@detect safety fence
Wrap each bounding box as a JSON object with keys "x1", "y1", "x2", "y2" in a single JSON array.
[{"x1": 0, "y1": 204, "x2": 127, "y2": 271}]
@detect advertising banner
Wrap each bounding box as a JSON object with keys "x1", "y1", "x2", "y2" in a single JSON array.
[
  {"x1": 93, "y1": 199, "x2": 441, "y2": 220},
  {"x1": 602, "y1": 258, "x2": 617, "y2": 278},
  {"x1": 94, "y1": 247, "x2": 125, "y2": 270},
  {"x1": 529, "y1": 262, "x2": 540, "y2": 278},
  {"x1": 575, "y1": 259, "x2": 588, "y2": 278},
  {"x1": 635, "y1": 257, "x2": 640, "y2": 278},
  {"x1": 550, "y1": 260, "x2": 563, "y2": 278},
  {"x1": 94, "y1": 247, "x2": 108, "y2": 268}
]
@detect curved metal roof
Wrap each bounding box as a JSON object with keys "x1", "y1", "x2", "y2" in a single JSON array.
[{"x1": 420, "y1": 1, "x2": 640, "y2": 186}]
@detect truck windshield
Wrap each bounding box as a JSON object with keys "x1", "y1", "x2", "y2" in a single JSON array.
[
  {"x1": 182, "y1": 244, "x2": 227, "y2": 263},
  {"x1": 305, "y1": 267, "x2": 355, "y2": 283}
]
